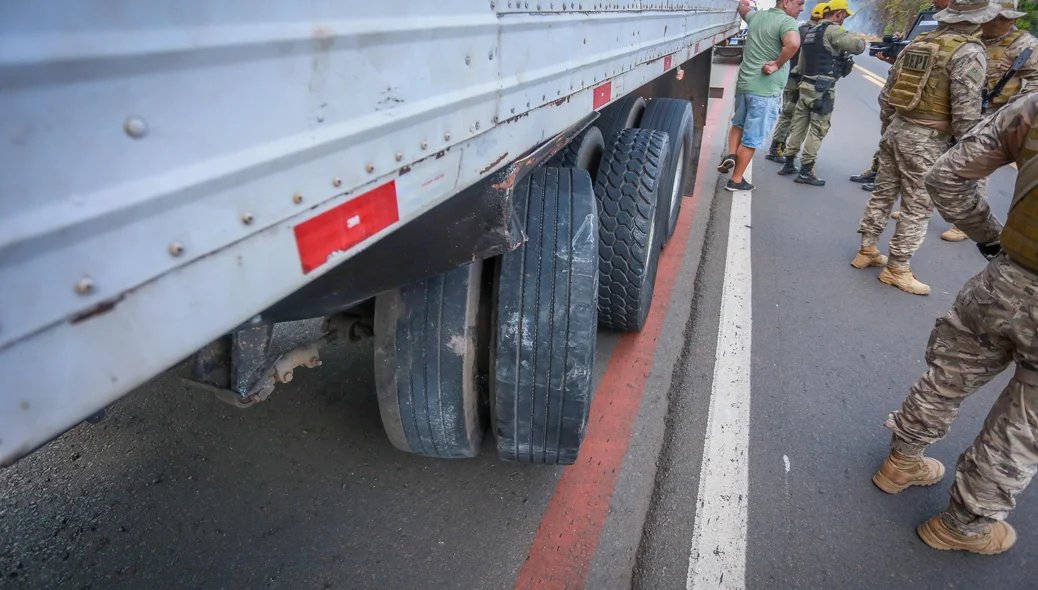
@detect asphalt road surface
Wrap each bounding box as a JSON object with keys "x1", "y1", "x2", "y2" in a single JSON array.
[
  {"x1": 635, "y1": 54, "x2": 1038, "y2": 589},
  {"x1": 3, "y1": 54, "x2": 1036, "y2": 590}
]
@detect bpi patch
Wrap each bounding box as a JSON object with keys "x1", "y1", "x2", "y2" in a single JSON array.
[
  {"x1": 902, "y1": 50, "x2": 932, "y2": 72},
  {"x1": 965, "y1": 66, "x2": 985, "y2": 86}
]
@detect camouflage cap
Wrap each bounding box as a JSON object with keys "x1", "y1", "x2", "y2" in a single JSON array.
[
  {"x1": 933, "y1": 0, "x2": 1001, "y2": 23},
  {"x1": 994, "y1": 0, "x2": 1027, "y2": 19}
]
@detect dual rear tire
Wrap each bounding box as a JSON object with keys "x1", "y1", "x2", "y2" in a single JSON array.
[
  {"x1": 375, "y1": 169, "x2": 598, "y2": 465},
  {"x1": 372, "y1": 97, "x2": 694, "y2": 464}
]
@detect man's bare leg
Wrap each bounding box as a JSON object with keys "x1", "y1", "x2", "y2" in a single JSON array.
[
  {"x1": 732, "y1": 145, "x2": 754, "y2": 183},
  {"x1": 728, "y1": 125, "x2": 743, "y2": 156}
]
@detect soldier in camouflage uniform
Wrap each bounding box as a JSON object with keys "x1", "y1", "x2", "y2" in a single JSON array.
[
  {"x1": 765, "y1": 2, "x2": 827, "y2": 162},
  {"x1": 850, "y1": 0, "x2": 999, "y2": 295},
  {"x1": 872, "y1": 92, "x2": 1038, "y2": 555},
  {"x1": 942, "y1": 0, "x2": 1038, "y2": 241},
  {"x1": 778, "y1": 0, "x2": 865, "y2": 185},
  {"x1": 855, "y1": 0, "x2": 952, "y2": 192}
]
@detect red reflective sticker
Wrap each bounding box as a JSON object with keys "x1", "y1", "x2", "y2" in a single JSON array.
[
  {"x1": 664, "y1": 55, "x2": 673, "y2": 70},
  {"x1": 593, "y1": 82, "x2": 612, "y2": 110},
  {"x1": 293, "y1": 181, "x2": 399, "y2": 274}
]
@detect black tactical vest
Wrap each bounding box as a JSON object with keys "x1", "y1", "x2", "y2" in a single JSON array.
[
  {"x1": 789, "y1": 21, "x2": 815, "y2": 71},
  {"x1": 802, "y1": 21, "x2": 837, "y2": 77}
]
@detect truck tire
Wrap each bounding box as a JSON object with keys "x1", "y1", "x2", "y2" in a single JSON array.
[
  {"x1": 494, "y1": 167, "x2": 598, "y2": 465},
  {"x1": 546, "y1": 126, "x2": 605, "y2": 182},
  {"x1": 640, "y1": 98, "x2": 694, "y2": 246},
  {"x1": 595, "y1": 95, "x2": 646, "y2": 139},
  {"x1": 374, "y1": 263, "x2": 487, "y2": 458},
  {"x1": 595, "y1": 128, "x2": 669, "y2": 332}
]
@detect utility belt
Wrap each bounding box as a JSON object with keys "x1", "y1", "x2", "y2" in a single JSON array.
[
  {"x1": 803, "y1": 76, "x2": 836, "y2": 116},
  {"x1": 889, "y1": 117, "x2": 952, "y2": 143}
]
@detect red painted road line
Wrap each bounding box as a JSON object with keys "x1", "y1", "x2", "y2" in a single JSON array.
[{"x1": 515, "y1": 65, "x2": 739, "y2": 590}]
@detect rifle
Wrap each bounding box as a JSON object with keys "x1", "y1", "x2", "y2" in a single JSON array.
[
  {"x1": 982, "y1": 48, "x2": 1034, "y2": 113},
  {"x1": 868, "y1": 10, "x2": 939, "y2": 61}
]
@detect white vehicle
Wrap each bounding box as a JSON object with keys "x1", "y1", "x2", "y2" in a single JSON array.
[{"x1": 0, "y1": 1, "x2": 740, "y2": 466}]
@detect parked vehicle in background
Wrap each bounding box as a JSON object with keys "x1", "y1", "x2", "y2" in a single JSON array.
[
  {"x1": 0, "y1": 1, "x2": 740, "y2": 468},
  {"x1": 716, "y1": 28, "x2": 749, "y2": 60}
]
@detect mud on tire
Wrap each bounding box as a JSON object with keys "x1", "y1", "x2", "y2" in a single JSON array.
[
  {"x1": 374, "y1": 263, "x2": 488, "y2": 458},
  {"x1": 493, "y1": 167, "x2": 599, "y2": 465}
]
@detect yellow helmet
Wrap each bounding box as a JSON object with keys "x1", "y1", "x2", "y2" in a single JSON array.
[
  {"x1": 824, "y1": 0, "x2": 854, "y2": 15},
  {"x1": 811, "y1": 3, "x2": 828, "y2": 18}
]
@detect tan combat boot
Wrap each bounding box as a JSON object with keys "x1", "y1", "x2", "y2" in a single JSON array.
[
  {"x1": 850, "y1": 246, "x2": 888, "y2": 269},
  {"x1": 872, "y1": 450, "x2": 945, "y2": 494},
  {"x1": 917, "y1": 516, "x2": 1017, "y2": 555},
  {"x1": 878, "y1": 265, "x2": 930, "y2": 295},
  {"x1": 941, "y1": 226, "x2": 968, "y2": 242}
]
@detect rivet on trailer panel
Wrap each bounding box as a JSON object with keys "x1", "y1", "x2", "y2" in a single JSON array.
[
  {"x1": 293, "y1": 192, "x2": 303, "y2": 204},
  {"x1": 465, "y1": 56, "x2": 471, "y2": 66},
  {"x1": 169, "y1": 242, "x2": 185, "y2": 257},
  {"x1": 444, "y1": 133, "x2": 451, "y2": 141},
  {"x1": 124, "y1": 117, "x2": 148, "y2": 139},
  {"x1": 366, "y1": 163, "x2": 375, "y2": 173},
  {"x1": 242, "y1": 213, "x2": 254, "y2": 225},
  {"x1": 333, "y1": 177, "x2": 342, "y2": 187},
  {"x1": 421, "y1": 140, "x2": 428, "y2": 150},
  {"x1": 75, "y1": 276, "x2": 95, "y2": 295},
  {"x1": 395, "y1": 153, "x2": 403, "y2": 161}
]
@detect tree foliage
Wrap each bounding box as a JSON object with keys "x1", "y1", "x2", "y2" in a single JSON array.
[
  {"x1": 872, "y1": 0, "x2": 1038, "y2": 36},
  {"x1": 1019, "y1": 0, "x2": 1038, "y2": 33},
  {"x1": 876, "y1": 0, "x2": 931, "y2": 37}
]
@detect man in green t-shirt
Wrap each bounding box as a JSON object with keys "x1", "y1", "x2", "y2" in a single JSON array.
[{"x1": 718, "y1": 0, "x2": 805, "y2": 191}]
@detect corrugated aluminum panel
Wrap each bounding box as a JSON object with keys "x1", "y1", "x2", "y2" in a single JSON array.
[{"x1": 0, "y1": 0, "x2": 739, "y2": 464}]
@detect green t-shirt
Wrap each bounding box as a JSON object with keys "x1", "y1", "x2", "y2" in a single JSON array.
[{"x1": 737, "y1": 8, "x2": 800, "y2": 97}]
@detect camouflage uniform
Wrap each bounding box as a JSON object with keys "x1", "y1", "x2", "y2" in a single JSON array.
[
  {"x1": 885, "y1": 93, "x2": 1038, "y2": 535},
  {"x1": 983, "y1": 26, "x2": 1038, "y2": 110},
  {"x1": 782, "y1": 22, "x2": 866, "y2": 178},
  {"x1": 971, "y1": 25, "x2": 1038, "y2": 196},
  {"x1": 857, "y1": 22, "x2": 988, "y2": 272},
  {"x1": 942, "y1": 18, "x2": 1038, "y2": 237}
]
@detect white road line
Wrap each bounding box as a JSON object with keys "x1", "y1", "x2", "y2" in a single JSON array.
[
  {"x1": 686, "y1": 161, "x2": 753, "y2": 590},
  {"x1": 854, "y1": 64, "x2": 886, "y2": 87}
]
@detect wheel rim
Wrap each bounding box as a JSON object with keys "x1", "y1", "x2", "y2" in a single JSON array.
[{"x1": 670, "y1": 143, "x2": 685, "y2": 220}]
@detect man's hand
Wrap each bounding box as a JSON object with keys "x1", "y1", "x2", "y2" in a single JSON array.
[
  {"x1": 877, "y1": 53, "x2": 896, "y2": 64},
  {"x1": 762, "y1": 60, "x2": 780, "y2": 74}
]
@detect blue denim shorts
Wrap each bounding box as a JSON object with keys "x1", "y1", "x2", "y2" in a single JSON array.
[{"x1": 731, "y1": 93, "x2": 781, "y2": 150}]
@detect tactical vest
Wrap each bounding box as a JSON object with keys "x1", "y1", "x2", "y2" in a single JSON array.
[
  {"x1": 888, "y1": 30, "x2": 982, "y2": 121},
  {"x1": 789, "y1": 20, "x2": 816, "y2": 71},
  {"x1": 802, "y1": 22, "x2": 837, "y2": 78},
  {"x1": 986, "y1": 30, "x2": 1028, "y2": 109},
  {"x1": 1004, "y1": 125, "x2": 1038, "y2": 273}
]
